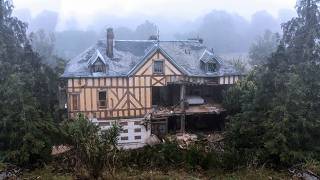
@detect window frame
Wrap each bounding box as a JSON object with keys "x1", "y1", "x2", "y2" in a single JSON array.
[
  {"x1": 121, "y1": 136, "x2": 129, "y2": 141},
  {"x1": 70, "y1": 93, "x2": 80, "y2": 111},
  {"x1": 119, "y1": 121, "x2": 128, "y2": 126},
  {"x1": 207, "y1": 62, "x2": 217, "y2": 73},
  {"x1": 153, "y1": 59, "x2": 165, "y2": 74},
  {"x1": 91, "y1": 58, "x2": 106, "y2": 73},
  {"x1": 121, "y1": 129, "x2": 128, "y2": 133},
  {"x1": 97, "y1": 90, "x2": 107, "y2": 109},
  {"x1": 99, "y1": 121, "x2": 110, "y2": 126}
]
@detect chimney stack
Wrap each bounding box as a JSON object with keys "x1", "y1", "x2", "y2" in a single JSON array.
[{"x1": 106, "y1": 28, "x2": 114, "y2": 58}]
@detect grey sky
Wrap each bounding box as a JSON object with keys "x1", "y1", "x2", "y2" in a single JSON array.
[{"x1": 13, "y1": 0, "x2": 297, "y2": 31}]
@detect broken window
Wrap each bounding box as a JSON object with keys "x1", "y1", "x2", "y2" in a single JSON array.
[
  {"x1": 153, "y1": 60, "x2": 164, "y2": 74},
  {"x1": 207, "y1": 62, "x2": 216, "y2": 73},
  {"x1": 98, "y1": 91, "x2": 107, "y2": 108},
  {"x1": 71, "y1": 94, "x2": 80, "y2": 111}
]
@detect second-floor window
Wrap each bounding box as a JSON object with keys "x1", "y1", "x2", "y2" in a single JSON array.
[
  {"x1": 98, "y1": 91, "x2": 107, "y2": 108},
  {"x1": 153, "y1": 60, "x2": 164, "y2": 74}
]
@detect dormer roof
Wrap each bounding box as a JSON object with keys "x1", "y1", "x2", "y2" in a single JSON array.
[
  {"x1": 88, "y1": 49, "x2": 106, "y2": 66},
  {"x1": 200, "y1": 50, "x2": 221, "y2": 64}
]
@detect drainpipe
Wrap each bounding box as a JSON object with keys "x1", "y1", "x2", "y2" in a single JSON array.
[{"x1": 180, "y1": 84, "x2": 186, "y2": 133}]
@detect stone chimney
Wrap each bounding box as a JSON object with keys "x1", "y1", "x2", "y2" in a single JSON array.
[{"x1": 106, "y1": 28, "x2": 114, "y2": 58}]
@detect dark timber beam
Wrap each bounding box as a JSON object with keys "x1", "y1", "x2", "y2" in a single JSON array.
[{"x1": 180, "y1": 84, "x2": 186, "y2": 133}]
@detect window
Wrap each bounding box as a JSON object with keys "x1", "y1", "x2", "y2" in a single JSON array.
[
  {"x1": 98, "y1": 91, "x2": 107, "y2": 108},
  {"x1": 92, "y1": 58, "x2": 106, "y2": 73},
  {"x1": 121, "y1": 136, "x2": 128, "y2": 141},
  {"x1": 134, "y1": 128, "x2": 141, "y2": 133},
  {"x1": 153, "y1": 60, "x2": 164, "y2": 74},
  {"x1": 119, "y1": 122, "x2": 128, "y2": 126},
  {"x1": 71, "y1": 94, "x2": 80, "y2": 111},
  {"x1": 99, "y1": 122, "x2": 110, "y2": 126},
  {"x1": 121, "y1": 129, "x2": 128, "y2": 133},
  {"x1": 134, "y1": 121, "x2": 141, "y2": 125},
  {"x1": 207, "y1": 63, "x2": 216, "y2": 73},
  {"x1": 134, "y1": 136, "x2": 141, "y2": 140}
]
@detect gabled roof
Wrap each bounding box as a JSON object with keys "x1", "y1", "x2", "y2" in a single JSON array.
[
  {"x1": 88, "y1": 49, "x2": 106, "y2": 66},
  {"x1": 128, "y1": 44, "x2": 187, "y2": 76},
  {"x1": 200, "y1": 50, "x2": 221, "y2": 64},
  {"x1": 62, "y1": 39, "x2": 241, "y2": 78}
]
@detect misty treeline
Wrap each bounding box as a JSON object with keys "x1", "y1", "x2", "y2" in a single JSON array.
[
  {"x1": 14, "y1": 6, "x2": 295, "y2": 60},
  {"x1": 224, "y1": 0, "x2": 320, "y2": 167}
]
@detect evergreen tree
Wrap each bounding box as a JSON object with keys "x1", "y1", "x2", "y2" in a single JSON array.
[
  {"x1": 0, "y1": 0, "x2": 61, "y2": 166},
  {"x1": 224, "y1": 0, "x2": 320, "y2": 166}
]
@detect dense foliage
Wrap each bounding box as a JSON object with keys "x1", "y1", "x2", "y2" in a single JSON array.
[
  {"x1": 224, "y1": 0, "x2": 320, "y2": 166},
  {"x1": 61, "y1": 114, "x2": 120, "y2": 179},
  {"x1": 0, "y1": 0, "x2": 62, "y2": 166}
]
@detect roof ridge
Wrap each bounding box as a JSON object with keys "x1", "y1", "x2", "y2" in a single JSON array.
[{"x1": 96, "y1": 39, "x2": 201, "y2": 43}]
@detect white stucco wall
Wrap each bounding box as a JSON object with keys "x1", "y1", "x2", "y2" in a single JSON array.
[{"x1": 92, "y1": 118, "x2": 151, "y2": 149}]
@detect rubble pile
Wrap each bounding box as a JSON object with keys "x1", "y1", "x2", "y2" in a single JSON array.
[
  {"x1": 0, "y1": 164, "x2": 22, "y2": 179},
  {"x1": 164, "y1": 132, "x2": 225, "y2": 152},
  {"x1": 52, "y1": 145, "x2": 72, "y2": 156},
  {"x1": 289, "y1": 168, "x2": 320, "y2": 180},
  {"x1": 203, "y1": 133, "x2": 225, "y2": 153},
  {"x1": 175, "y1": 133, "x2": 198, "y2": 149}
]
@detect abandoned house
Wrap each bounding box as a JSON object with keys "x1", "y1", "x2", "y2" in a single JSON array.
[{"x1": 61, "y1": 28, "x2": 242, "y2": 148}]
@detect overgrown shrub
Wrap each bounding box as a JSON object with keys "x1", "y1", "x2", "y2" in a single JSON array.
[
  {"x1": 118, "y1": 141, "x2": 226, "y2": 171},
  {"x1": 61, "y1": 114, "x2": 120, "y2": 179},
  {"x1": 118, "y1": 142, "x2": 184, "y2": 170}
]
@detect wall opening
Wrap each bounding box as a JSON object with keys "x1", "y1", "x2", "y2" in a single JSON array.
[{"x1": 152, "y1": 85, "x2": 180, "y2": 106}]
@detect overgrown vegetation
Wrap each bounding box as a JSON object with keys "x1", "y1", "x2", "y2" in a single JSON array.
[
  {"x1": 60, "y1": 114, "x2": 120, "y2": 179},
  {"x1": 0, "y1": 0, "x2": 63, "y2": 167}
]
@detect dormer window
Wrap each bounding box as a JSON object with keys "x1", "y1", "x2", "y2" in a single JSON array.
[
  {"x1": 200, "y1": 50, "x2": 220, "y2": 73},
  {"x1": 92, "y1": 58, "x2": 106, "y2": 73},
  {"x1": 207, "y1": 62, "x2": 217, "y2": 73},
  {"x1": 88, "y1": 50, "x2": 108, "y2": 74}
]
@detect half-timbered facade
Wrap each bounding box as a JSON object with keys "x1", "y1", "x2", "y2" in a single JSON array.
[{"x1": 62, "y1": 28, "x2": 242, "y2": 148}]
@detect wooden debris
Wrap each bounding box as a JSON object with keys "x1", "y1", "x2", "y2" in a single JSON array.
[{"x1": 51, "y1": 145, "x2": 72, "y2": 156}]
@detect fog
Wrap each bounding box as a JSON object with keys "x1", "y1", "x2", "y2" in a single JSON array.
[{"x1": 12, "y1": 0, "x2": 297, "y2": 59}]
